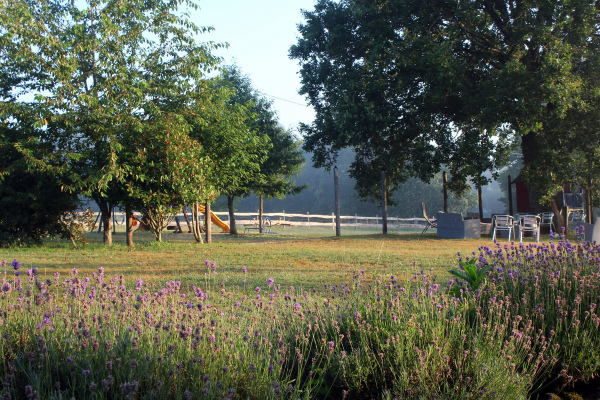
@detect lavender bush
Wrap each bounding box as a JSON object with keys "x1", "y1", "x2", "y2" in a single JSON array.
[{"x1": 0, "y1": 238, "x2": 599, "y2": 399}]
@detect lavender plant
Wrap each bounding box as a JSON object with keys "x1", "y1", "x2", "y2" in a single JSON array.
[{"x1": 0, "y1": 239, "x2": 599, "y2": 399}]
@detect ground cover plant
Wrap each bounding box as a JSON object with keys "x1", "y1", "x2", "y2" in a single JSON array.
[{"x1": 1, "y1": 234, "x2": 600, "y2": 399}]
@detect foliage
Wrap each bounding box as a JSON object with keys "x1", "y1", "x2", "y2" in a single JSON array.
[
  {"x1": 2, "y1": 239, "x2": 600, "y2": 398},
  {"x1": 231, "y1": 149, "x2": 477, "y2": 217},
  {"x1": 0, "y1": 0, "x2": 224, "y2": 244},
  {"x1": 0, "y1": 120, "x2": 86, "y2": 246},
  {"x1": 290, "y1": 0, "x2": 600, "y2": 210},
  {"x1": 448, "y1": 258, "x2": 491, "y2": 297},
  {"x1": 219, "y1": 66, "x2": 305, "y2": 199}
]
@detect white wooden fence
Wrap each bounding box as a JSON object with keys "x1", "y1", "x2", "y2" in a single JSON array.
[{"x1": 93, "y1": 210, "x2": 427, "y2": 231}]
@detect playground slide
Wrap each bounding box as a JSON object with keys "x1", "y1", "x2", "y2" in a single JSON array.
[{"x1": 197, "y1": 205, "x2": 230, "y2": 233}]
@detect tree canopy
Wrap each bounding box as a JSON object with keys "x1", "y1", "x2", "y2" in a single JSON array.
[
  {"x1": 218, "y1": 65, "x2": 305, "y2": 233},
  {"x1": 290, "y1": 0, "x2": 600, "y2": 211},
  {"x1": 0, "y1": 0, "x2": 270, "y2": 243}
]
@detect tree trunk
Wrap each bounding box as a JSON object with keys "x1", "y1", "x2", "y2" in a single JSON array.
[
  {"x1": 205, "y1": 202, "x2": 212, "y2": 243},
  {"x1": 443, "y1": 171, "x2": 449, "y2": 213},
  {"x1": 98, "y1": 200, "x2": 112, "y2": 245},
  {"x1": 182, "y1": 207, "x2": 192, "y2": 233},
  {"x1": 585, "y1": 185, "x2": 593, "y2": 224},
  {"x1": 259, "y1": 195, "x2": 264, "y2": 234},
  {"x1": 227, "y1": 195, "x2": 238, "y2": 234},
  {"x1": 192, "y1": 202, "x2": 204, "y2": 243},
  {"x1": 478, "y1": 186, "x2": 483, "y2": 219},
  {"x1": 126, "y1": 205, "x2": 134, "y2": 247},
  {"x1": 551, "y1": 201, "x2": 565, "y2": 230},
  {"x1": 334, "y1": 166, "x2": 341, "y2": 237},
  {"x1": 381, "y1": 169, "x2": 387, "y2": 234},
  {"x1": 521, "y1": 131, "x2": 546, "y2": 215}
]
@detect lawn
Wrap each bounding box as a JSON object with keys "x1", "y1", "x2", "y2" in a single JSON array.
[
  {"x1": 1, "y1": 228, "x2": 493, "y2": 292},
  {"x1": 3, "y1": 228, "x2": 596, "y2": 399}
]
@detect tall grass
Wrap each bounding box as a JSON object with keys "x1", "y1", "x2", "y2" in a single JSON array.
[{"x1": 0, "y1": 238, "x2": 599, "y2": 399}]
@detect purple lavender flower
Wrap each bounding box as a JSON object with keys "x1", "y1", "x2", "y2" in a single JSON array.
[
  {"x1": 242, "y1": 266, "x2": 247, "y2": 274},
  {"x1": 267, "y1": 278, "x2": 274, "y2": 287}
]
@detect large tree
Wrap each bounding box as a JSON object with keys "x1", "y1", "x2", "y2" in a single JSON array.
[{"x1": 291, "y1": 0, "x2": 600, "y2": 214}]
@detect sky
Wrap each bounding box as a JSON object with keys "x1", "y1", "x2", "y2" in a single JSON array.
[{"x1": 194, "y1": 0, "x2": 318, "y2": 134}]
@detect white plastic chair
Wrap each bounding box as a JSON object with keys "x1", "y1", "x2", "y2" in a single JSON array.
[
  {"x1": 492, "y1": 215, "x2": 514, "y2": 241},
  {"x1": 519, "y1": 214, "x2": 541, "y2": 243}
]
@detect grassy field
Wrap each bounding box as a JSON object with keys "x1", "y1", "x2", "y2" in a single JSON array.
[
  {"x1": 2, "y1": 226, "x2": 598, "y2": 399},
  {"x1": 0, "y1": 227, "x2": 496, "y2": 292}
]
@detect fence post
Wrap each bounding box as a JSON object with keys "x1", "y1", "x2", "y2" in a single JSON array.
[
  {"x1": 307, "y1": 212, "x2": 310, "y2": 229},
  {"x1": 355, "y1": 214, "x2": 358, "y2": 229}
]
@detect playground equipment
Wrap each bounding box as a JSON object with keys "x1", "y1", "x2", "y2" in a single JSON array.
[{"x1": 195, "y1": 205, "x2": 229, "y2": 233}]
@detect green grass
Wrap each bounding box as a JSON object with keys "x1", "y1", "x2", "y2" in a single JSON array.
[{"x1": 1, "y1": 228, "x2": 493, "y2": 292}]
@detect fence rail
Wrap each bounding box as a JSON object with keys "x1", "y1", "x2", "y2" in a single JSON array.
[{"x1": 92, "y1": 210, "x2": 428, "y2": 231}]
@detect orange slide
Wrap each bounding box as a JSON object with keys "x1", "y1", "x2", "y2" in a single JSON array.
[{"x1": 197, "y1": 205, "x2": 230, "y2": 233}]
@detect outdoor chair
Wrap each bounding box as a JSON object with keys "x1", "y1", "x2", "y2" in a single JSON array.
[
  {"x1": 421, "y1": 202, "x2": 437, "y2": 234},
  {"x1": 519, "y1": 214, "x2": 541, "y2": 243},
  {"x1": 540, "y1": 212, "x2": 555, "y2": 232},
  {"x1": 492, "y1": 215, "x2": 514, "y2": 241}
]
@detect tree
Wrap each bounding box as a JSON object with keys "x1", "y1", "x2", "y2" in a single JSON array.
[
  {"x1": 120, "y1": 113, "x2": 212, "y2": 242},
  {"x1": 0, "y1": 113, "x2": 89, "y2": 246},
  {"x1": 185, "y1": 80, "x2": 269, "y2": 241},
  {"x1": 218, "y1": 66, "x2": 305, "y2": 233},
  {"x1": 290, "y1": 0, "x2": 600, "y2": 214},
  {"x1": 0, "y1": 0, "x2": 222, "y2": 244}
]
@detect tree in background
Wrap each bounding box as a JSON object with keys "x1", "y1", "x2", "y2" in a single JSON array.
[
  {"x1": 186, "y1": 80, "x2": 269, "y2": 240},
  {"x1": 446, "y1": 126, "x2": 514, "y2": 218},
  {"x1": 290, "y1": 0, "x2": 600, "y2": 217},
  {"x1": 0, "y1": 0, "x2": 222, "y2": 244},
  {"x1": 218, "y1": 65, "x2": 304, "y2": 233},
  {"x1": 232, "y1": 148, "x2": 478, "y2": 218}
]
